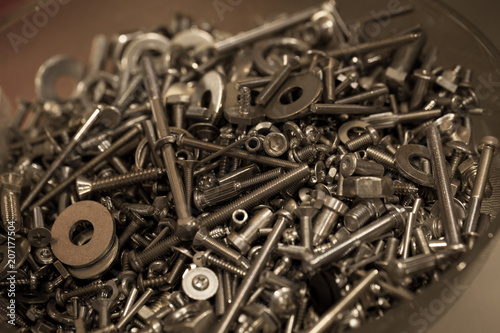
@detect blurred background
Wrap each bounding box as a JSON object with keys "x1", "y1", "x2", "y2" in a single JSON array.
[{"x1": 0, "y1": 1, "x2": 499, "y2": 332}]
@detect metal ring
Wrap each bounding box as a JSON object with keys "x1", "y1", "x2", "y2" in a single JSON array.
[
  {"x1": 182, "y1": 267, "x2": 219, "y2": 300},
  {"x1": 121, "y1": 32, "x2": 171, "y2": 74},
  {"x1": 51, "y1": 201, "x2": 115, "y2": 268},
  {"x1": 266, "y1": 72, "x2": 323, "y2": 121},
  {"x1": 252, "y1": 37, "x2": 310, "y2": 75},
  {"x1": 190, "y1": 70, "x2": 226, "y2": 125},
  {"x1": 34, "y1": 55, "x2": 85, "y2": 102},
  {"x1": 395, "y1": 144, "x2": 434, "y2": 187},
  {"x1": 77, "y1": 71, "x2": 120, "y2": 109},
  {"x1": 338, "y1": 120, "x2": 370, "y2": 144}
]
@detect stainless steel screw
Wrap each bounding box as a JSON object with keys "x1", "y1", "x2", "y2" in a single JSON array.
[
  {"x1": 1, "y1": 172, "x2": 23, "y2": 232},
  {"x1": 463, "y1": 136, "x2": 499, "y2": 239},
  {"x1": 426, "y1": 124, "x2": 465, "y2": 251},
  {"x1": 345, "y1": 126, "x2": 380, "y2": 151}
]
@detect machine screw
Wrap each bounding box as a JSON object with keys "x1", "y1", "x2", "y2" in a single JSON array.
[
  {"x1": 345, "y1": 126, "x2": 380, "y2": 151},
  {"x1": 446, "y1": 141, "x2": 472, "y2": 180},
  {"x1": 344, "y1": 199, "x2": 386, "y2": 232},
  {"x1": 463, "y1": 136, "x2": 499, "y2": 239},
  {"x1": 0, "y1": 172, "x2": 23, "y2": 232}
]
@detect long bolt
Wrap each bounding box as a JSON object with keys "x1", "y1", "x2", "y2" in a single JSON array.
[
  {"x1": 198, "y1": 164, "x2": 309, "y2": 230},
  {"x1": 304, "y1": 207, "x2": 407, "y2": 272},
  {"x1": 463, "y1": 136, "x2": 499, "y2": 238},
  {"x1": 29, "y1": 125, "x2": 142, "y2": 209},
  {"x1": 77, "y1": 168, "x2": 166, "y2": 199},
  {"x1": 305, "y1": 269, "x2": 379, "y2": 333},
  {"x1": 128, "y1": 235, "x2": 181, "y2": 272},
  {"x1": 255, "y1": 61, "x2": 293, "y2": 106},
  {"x1": 213, "y1": 208, "x2": 295, "y2": 333},
  {"x1": 22, "y1": 106, "x2": 104, "y2": 211},
  {"x1": 426, "y1": 124, "x2": 465, "y2": 251},
  {"x1": 178, "y1": 135, "x2": 301, "y2": 169},
  {"x1": 142, "y1": 55, "x2": 195, "y2": 240}
]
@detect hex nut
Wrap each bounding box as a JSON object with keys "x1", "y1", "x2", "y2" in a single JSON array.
[{"x1": 342, "y1": 176, "x2": 394, "y2": 198}]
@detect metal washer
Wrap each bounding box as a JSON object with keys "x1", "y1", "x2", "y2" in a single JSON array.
[
  {"x1": 182, "y1": 267, "x2": 219, "y2": 300},
  {"x1": 50, "y1": 201, "x2": 115, "y2": 268}
]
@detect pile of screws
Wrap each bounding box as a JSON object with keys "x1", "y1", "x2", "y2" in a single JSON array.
[{"x1": 1, "y1": 2, "x2": 499, "y2": 333}]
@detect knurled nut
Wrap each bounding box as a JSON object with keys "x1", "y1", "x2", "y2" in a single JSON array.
[{"x1": 323, "y1": 196, "x2": 348, "y2": 215}]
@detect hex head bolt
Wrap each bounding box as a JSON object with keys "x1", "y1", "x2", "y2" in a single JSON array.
[
  {"x1": 304, "y1": 206, "x2": 407, "y2": 273},
  {"x1": 193, "y1": 251, "x2": 247, "y2": 278},
  {"x1": 312, "y1": 196, "x2": 348, "y2": 246},
  {"x1": 213, "y1": 208, "x2": 296, "y2": 333},
  {"x1": 343, "y1": 198, "x2": 386, "y2": 232},
  {"x1": 0, "y1": 172, "x2": 23, "y2": 232},
  {"x1": 426, "y1": 125, "x2": 466, "y2": 252},
  {"x1": 198, "y1": 164, "x2": 310, "y2": 230},
  {"x1": 228, "y1": 207, "x2": 274, "y2": 254},
  {"x1": 76, "y1": 168, "x2": 167, "y2": 199},
  {"x1": 463, "y1": 136, "x2": 499, "y2": 239},
  {"x1": 194, "y1": 227, "x2": 251, "y2": 269},
  {"x1": 345, "y1": 126, "x2": 380, "y2": 152},
  {"x1": 305, "y1": 269, "x2": 379, "y2": 333},
  {"x1": 21, "y1": 106, "x2": 105, "y2": 211}
]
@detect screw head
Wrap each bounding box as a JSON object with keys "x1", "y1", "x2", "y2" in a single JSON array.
[
  {"x1": 0, "y1": 172, "x2": 23, "y2": 192},
  {"x1": 478, "y1": 136, "x2": 499, "y2": 156},
  {"x1": 366, "y1": 126, "x2": 380, "y2": 145}
]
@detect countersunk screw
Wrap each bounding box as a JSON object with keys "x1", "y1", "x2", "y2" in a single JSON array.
[
  {"x1": 197, "y1": 164, "x2": 310, "y2": 230},
  {"x1": 463, "y1": 136, "x2": 499, "y2": 239},
  {"x1": 345, "y1": 126, "x2": 380, "y2": 151},
  {"x1": 55, "y1": 280, "x2": 106, "y2": 306},
  {"x1": 76, "y1": 168, "x2": 167, "y2": 199},
  {"x1": 0, "y1": 172, "x2": 23, "y2": 232},
  {"x1": 193, "y1": 251, "x2": 247, "y2": 277},
  {"x1": 193, "y1": 227, "x2": 251, "y2": 269}
]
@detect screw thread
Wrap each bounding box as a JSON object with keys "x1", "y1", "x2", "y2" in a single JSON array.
[
  {"x1": 202, "y1": 236, "x2": 243, "y2": 264},
  {"x1": 207, "y1": 254, "x2": 247, "y2": 277},
  {"x1": 166, "y1": 255, "x2": 190, "y2": 285},
  {"x1": 136, "y1": 235, "x2": 182, "y2": 266},
  {"x1": 122, "y1": 252, "x2": 131, "y2": 271},
  {"x1": 184, "y1": 166, "x2": 194, "y2": 212},
  {"x1": 92, "y1": 168, "x2": 166, "y2": 192},
  {"x1": 390, "y1": 33, "x2": 425, "y2": 75},
  {"x1": 294, "y1": 146, "x2": 318, "y2": 163},
  {"x1": 345, "y1": 133, "x2": 373, "y2": 151},
  {"x1": 209, "y1": 226, "x2": 231, "y2": 239},
  {"x1": 88, "y1": 34, "x2": 108, "y2": 74},
  {"x1": 344, "y1": 204, "x2": 374, "y2": 231},
  {"x1": 0, "y1": 279, "x2": 30, "y2": 286},
  {"x1": 449, "y1": 152, "x2": 464, "y2": 179},
  {"x1": 239, "y1": 86, "x2": 251, "y2": 114},
  {"x1": 199, "y1": 165, "x2": 310, "y2": 230},
  {"x1": 63, "y1": 281, "x2": 105, "y2": 303},
  {"x1": 143, "y1": 275, "x2": 170, "y2": 289},
  {"x1": 240, "y1": 168, "x2": 284, "y2": 189},
  {"x1": 293, "y1": 297, "x2": 309, "y2": 331},
  {"x1": 1, "y1": 190, "x2": 21, "y2": 226},
  {"x1": 150, "y1": 292, "x2": 174, "y2": 313},
  {"x1": 0, "y1": 300, "x2": 28, "y2": 327},
  {"x1": 172, "y1": 103, "x2": 186, "y2": 129},
  {"x1": 393, "y1": 180, "x2": 419, "y2": 195},
  {"x1": 366, "y1": 146, "x2": 396, "y2": 171}
]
